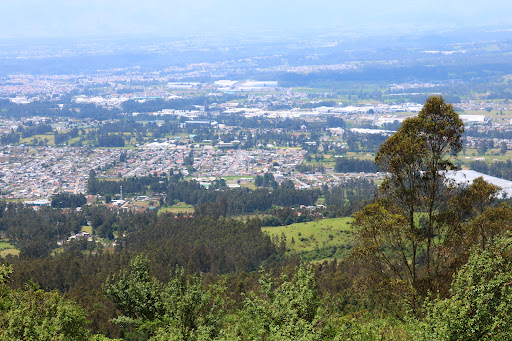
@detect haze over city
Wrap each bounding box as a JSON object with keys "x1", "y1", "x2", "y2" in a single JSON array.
[{"x1": 2, "y1": 0, "x2": 512, "y2": 39}]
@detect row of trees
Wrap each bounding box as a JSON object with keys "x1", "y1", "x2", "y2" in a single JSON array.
[
  {"x1": 98, "y1": 134, "x2": 125, "y2": 147},
  {"x1": 323, "y1": 178, "x2": 377, "y2": 217},
  {"x1": 470, "y1": 159, "x2": 512, "y2": 181},
  {"x1": 18, "y1": 123, "x2": 52, "y2": 138},
  {"x1": 0, "y1": 99, "x2": 120, "y2": 120},
  {"x1": 167, "y1": 180, "x2": 319, "y2": 216},
  {"x1": 254, "y1": 172, "x2": 278, "y2": 188},
  {"x1": 334, "y1": 157, "x2": 379, "y2": 173},
  {"x1": 51, "y1": 192, "x2": 87, "y2": 208},
  {"x1": 87, "y1": 171, "x2": 168, "y2": 196}
]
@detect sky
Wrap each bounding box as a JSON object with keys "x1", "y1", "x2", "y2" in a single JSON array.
[{"x1": 2, "y1": 0, "x2": 512, "y2": 40}]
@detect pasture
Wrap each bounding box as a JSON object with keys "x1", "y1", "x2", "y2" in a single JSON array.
[{"x1": 263, "y1": 217, "x2": 354, "y2": 261}]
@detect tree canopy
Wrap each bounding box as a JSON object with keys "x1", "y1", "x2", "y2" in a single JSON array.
[{"x1": 355, "y1": 95, "x2": 468, "y2": 309}]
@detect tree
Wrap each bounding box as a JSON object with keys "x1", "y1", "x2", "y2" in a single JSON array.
[
  {"x1": 149, "y1": 267, "x2": 225, "y2": 341},
  {"x1": 0, "y1": 264, "x2": 92, "y2": 341},
  {"x1": 230, "y1": 263, "x2": 322, "y2": 340},
  {"x1": 440, "y1": 176, "x2": 504, "y2": 270},
  {"x1": 467, "y1": 203, "x2": 512, "y2": 250},
  {"x1": 355, "y1": 96, "x2": 464, "y2": 309},
  {"x1": 103, "y1": 255, "x2": 164, "y2": 330},
  {"x1": 104, "y1": 255, "x2": 224, "y2": 340},
  {"x1": 87, "y1": 169, "x2": 98, "y2": 195},
  {"x1": 422, "y1": 235, "x2": 512, "y2": 340},
  {"x1": 51, "y1": 192, "x2": 87, "y2": 208},
  {"x1": 352, "y1": 203, "x2": 414, "y2": 310},
  {"x1": 500, "y1": 141, "x2": 507, "y2": 155}
]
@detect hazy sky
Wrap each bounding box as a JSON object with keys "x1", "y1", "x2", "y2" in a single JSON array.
[{"x1": 2, "y1": 0, "x2": 512, "y2": 39}]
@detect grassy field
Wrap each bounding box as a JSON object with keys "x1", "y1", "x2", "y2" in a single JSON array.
[
  {"x1": 67, "y1": 136, "x2": 82, "y2": 145},
  {"x1": 159, "y1": 202, "x2": 195, "y2": 214},
  {"x1": 240, "y1": 182, "x2": 256, "y2": 190},
  {"x1": 0, "y1": 241, "x2": 19, "y2": 257},
  {"x1": 81, "y1": 225, "x2": 93, "y2": 234},
  {"x1": 458, "y1": 147, "x2": 512, "y2": 165},
  {"x1": 263, "y1": 217, "x2": 354, "y2": 261},
  {"x1": 20, "y1": 133, "x2": 55, "y2": 145},
  {"x1": 232, "y1": 214, "x2": 271, "y2": 222},
  {"x1": 222, "y1": 176, "x2": 253, "y2": 180},
  {"x1": 343, "y1": 152, "x2": 376, "y2": 161},
  {"x1": 0, "y1": 249, "x2": 20, "y2": 256},
  {"x1": 0, "y1": 241, "x2": 16, "y2": 249}
]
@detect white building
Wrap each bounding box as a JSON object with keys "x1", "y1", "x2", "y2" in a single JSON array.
[{"x1": 445, "y1": 170, "x2": 512, "y2": 198}]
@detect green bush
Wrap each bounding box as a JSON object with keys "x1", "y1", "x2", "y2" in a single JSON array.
[{"x1": 421, "y1": 236, "x2": 512, "y2": 340}]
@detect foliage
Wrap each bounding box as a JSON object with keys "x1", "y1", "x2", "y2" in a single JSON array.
[
  {"x1": 351, "y1": 203, "x2": 414, "y2": 311},
  {"x1": 0, "y1": 201, "x2": 85, "y2": 257},
  {"x1": 225, "y1": 263, "x2": 322, "y2": 340},
  {"x1": 169, "y1": 179, "x2": 319, "y2": 216},
  {"x1": 0, "y1": 264, "x2": 91, "y2": 340},
  {"x1": 121, "y1": 215, "x2": 276, "y2": 275},
  {"x1": 334, "y1": 157, "x2": 378, "y2": 173},
  {"x1": 323, "y1": 178, "x2": 377, "y2": 217},
  {"x1": 104, "y1": 255, "x2": 225, "y2": 340},
  {"x1": 51, "y1": 192, "x2": 87, "y2": 208},
  {"x1": 470, "y1": 159, "x2": 512, "y2": 182},
  {"x1": 104, "y1": 255, "x2": 164, "y2": 327},
  {"x1": 98, "y1": 134, "x2": 125, "y2": 147},
  {"x1": 254, "y1": 172, "x2": 278, "y2": 188},
  {"x1": 329, "y1": 315, "x2": 418, "y2": 341},
  {"x1": 354, "y1": 96, "x2": 465, "y2": 310},
  {"x1": 420, "y1": 235, "x2": 512, "y2": 340}
]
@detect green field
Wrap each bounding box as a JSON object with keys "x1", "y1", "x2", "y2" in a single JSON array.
[
  {"x1": 240, "y1": 182, "x2": 256, "y2": 190},
  {"x1": 159, "y1": 202, "x2": 195, "y2": 214},
  {"x1": 343, "y1": 152, "x2": 376, "y2": 161},
  {"x1": 263, "y1": 217, "x2": 354, "y2": 261},
  {"x1": 20, "y1": 134, "x2": 55, "y2": 145},
  {"x1": 462, "y1": 109, "x2": 512, "y2": 122},
  {"x1": 81, "y1": 225, "x2": 93, "y2": 234},
  {"x1": 458, "y1": 147, "x2": 512, "y2": 165},
  {"x1": 222, "y1": 176, "x2": 253, "y2": 180},
  {"x1": 0, "y1": 241, "x2": 19, "y2": 257},
  {"x1": 233, "y1": 214, "x2": 270, "y2": 222},
  {"x1": 0, "y1": 249, "x2": 20, "y2": 256},
  {"x1": 0, "y1": 241, "x2": 16, "y2": 249}
]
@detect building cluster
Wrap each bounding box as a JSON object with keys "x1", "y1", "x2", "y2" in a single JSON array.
[
  {"x1": 191, "y1": 147, "x2": 306, "y2": 177},
  {"x1": 0, "y1": 142, "x2": 307, "y2": 199},
  {"x1": 0, "y1": 146, "x2": 122, "y2": 198}
]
